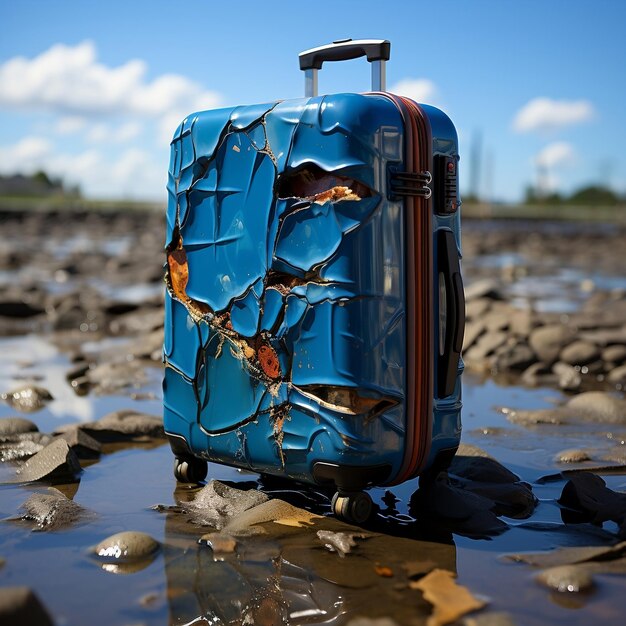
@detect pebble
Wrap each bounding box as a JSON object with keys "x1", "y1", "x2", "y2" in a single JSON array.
[
  {"x1": 552, "y1": 361, "x2": 582, "y2": 391},
  {"x1": 602, "y1": 345, "x2": 626, "y2": 364},
  {"x1": 607, "y1": 364, "x2": 626, "y2": 384},
  {"x1": 0, "y1": 418, "x2": 39, "y2": 438},
  {"x1": 0, "y1": 386, "x2": 53, "y2": 413},
  {"x1": 0, "y1": 587, "x2": 54, "y2": 626},
  {"x1": 555, "y1": 449, "x2": 591, "y2": 463},
  {"x1": 529, "y1": 325, "x2": 575, "y2": 364},
  {"x1": 536, "y1": 565, "x2": 594, "y2": 592},
  {"x1": 93, "y1": 531, "x2": 159, "y2": 563},
  {"x1": 560, "y1": 340, "x2": 601, "y2": 365}
]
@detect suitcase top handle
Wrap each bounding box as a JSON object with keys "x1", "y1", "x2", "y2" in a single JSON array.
[{"x1": 299, "y1": 38, "x2": 391, "y2": 98}]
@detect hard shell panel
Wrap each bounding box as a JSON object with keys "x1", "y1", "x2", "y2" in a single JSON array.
[{"x1": 163, "y1": 94, "x2": 413, "y2": 484}]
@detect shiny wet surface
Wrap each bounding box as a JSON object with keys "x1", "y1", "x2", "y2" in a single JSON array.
[{"x1": 1, "y1": 213, "x2": 625, "y2": 625}]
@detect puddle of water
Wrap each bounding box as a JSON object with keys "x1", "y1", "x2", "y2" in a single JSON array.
[{"x1": 0, "y1": 335, "x2": 162, "y2": 432}]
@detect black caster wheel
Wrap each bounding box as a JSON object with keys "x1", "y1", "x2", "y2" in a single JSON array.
[
  {"x1": 331, "y1": 491, "x2": 373, "y2": 524},
  {"x1": 173, "y1": 456, "x2": 208, "y2": 483}
]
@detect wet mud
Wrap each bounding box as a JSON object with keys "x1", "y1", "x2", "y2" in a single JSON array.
[{"x1": 0, "y1": 211, "x2": 625, "y2": 625}]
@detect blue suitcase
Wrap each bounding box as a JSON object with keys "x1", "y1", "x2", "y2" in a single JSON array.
[{"x1": 163, "y1": 39, "x2": 465, "y2": 523}]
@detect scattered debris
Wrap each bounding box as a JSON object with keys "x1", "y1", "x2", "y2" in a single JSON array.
[
  {"x1": 316, "y1": 530, "x2": 369, "y2": 557},
  {"x1": 411, "y1": 568, "x2": 486, "y2": 626}
]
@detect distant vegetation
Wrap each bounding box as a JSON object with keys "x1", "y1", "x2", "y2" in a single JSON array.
[
  {"x1": 0, "y1": 171, "x2": 81, "y2": 198},
  {"x1": 523, "y1": 184, "x2": 623, "y2": 206}
]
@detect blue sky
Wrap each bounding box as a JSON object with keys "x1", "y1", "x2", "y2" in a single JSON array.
[{"x1": 0, "y1": 0, "x2": 624, "y2": 201}]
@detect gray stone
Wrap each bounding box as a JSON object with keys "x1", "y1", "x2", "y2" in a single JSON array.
[
  {"x1": 607, "y1": 364, "x2": 626, "y2": 384},
  {"x1": 57, "y1": 410, "x2": 163, "y2": 442},
  {"x1": 553, "y1": 362, "x2": 582, "y2": 391},
  {"x1": 450, "y1": 445, "x2": 520, "y2": 484},
  {"x1": 494, "y1": 343, "x2": 536, "y2": 372},
  {"x1": 0, "y1": 436, "x2": 48, "y2": 462},
  {"x1": 0, "y1": 587, "x2": 54, "y2": 626},
  {"x1": 463, "y1": 320, "x2": 486, "y2": 351},
  {"x1": 555, "y1": 449, "x2": 591, "y2": 463},
  {"x1": 0, "y1": 386, "x2": 53, "y2": 413},
  {"x1": 529, "y1": 325, "x2": 575, "y2": 364},
  {"x1": 464, "y1": 331, "x2": 508, "y2": 362},
  {"x1": 580, "y1": 327, "x2": 626, "y2": 347},
  {"x1": 536, "y1": 565, "x2": 594, "y2": 593},
  {"x1": 560, "y1": 341, "x2": 601, "y2": 365},
  {"x1": 602, "y1": 345, "x2": 626, "y2": 364},
  {"x1": 507, "y1": 392, "x2": 626, "y2": 426},
  {"x1": 483, "y1": 311, "x2": 510, "y2": 332},
  {"x1": 465, "y1": 279, "x2": 503, "y2": 301},
  {"x1": 509, "y1": 309, "x2": 534, "y2": 338},
  {"x1": 521, "y1": 362, "x2": 558, "y2": 387},
  {"x1": 465, "y1": 298, "x2": 491, "y2": 320},
  {"x1": 20, "y1": 487, "x2": 88, "y2": 530},
  {"x1": 0, "y1": 417, "x2": 38, "y2": 438},
  {"x1": 93, "y1": 531, "x2": 160, "y2": 563},
  {"x1": 56, "y1": 427, "x2": 101, "y2": 458},
  {"x1": 183, "y1": 480, "x2": 269, "y2": 529},
  {"x1": 12, "y1": 439, "x2": 81, "y2": 483}
]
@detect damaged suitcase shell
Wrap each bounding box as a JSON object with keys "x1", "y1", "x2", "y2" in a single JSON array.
[{"x1": 163, "y1": 39, "x2": 464, "y2": 523}]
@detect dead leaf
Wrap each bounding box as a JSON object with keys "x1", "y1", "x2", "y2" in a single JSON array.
[{"x1": 412, "y1": 568, "x2": 486, "y2": 626}]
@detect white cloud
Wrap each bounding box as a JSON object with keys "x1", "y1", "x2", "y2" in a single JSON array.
[
  {"x1": 534, "y1": 141, "x2": 576, "y2": 169},
  {"x1": 0, "y1": 136, "x2": 53, "y2": 173},
  {"x1": 55, "y1": 116, "x2": 87, "y2": 135},
  {"x1": 513, "y1": 98, "x2": 594, "y2": 133},
  {"x1": 0, "y1": 136, "x2": 165, "y2": 199},
  {"x1": 390, "y1": 78, "x2": 437, "y2": 104},
  {"x1": 86, "y1": 121, "x2": 142, "y2": 144},
  {"x1": 0, "y1": 41, "x2": 221, "y2": 119}
]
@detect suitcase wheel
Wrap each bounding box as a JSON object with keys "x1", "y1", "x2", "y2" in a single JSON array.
[
  {"x1": 331, "y1": 491, "x2": 373, "y2": 525},
  {"x1": 173, "y1": 456, "x2": 208, "y2": 484}
]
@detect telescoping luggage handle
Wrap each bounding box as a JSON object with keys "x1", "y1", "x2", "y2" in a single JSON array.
[{"x1": 299, "y1": 38, "x2": 390, "y2": 97}]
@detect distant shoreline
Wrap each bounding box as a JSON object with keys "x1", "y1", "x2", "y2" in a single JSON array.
[{"x1": 0, "y1": 196, "x2": 624, "y2": 223}]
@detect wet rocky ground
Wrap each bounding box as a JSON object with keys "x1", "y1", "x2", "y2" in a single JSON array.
[{"x1": 0, "y1": 210, "x2": 625, "y2": 625}]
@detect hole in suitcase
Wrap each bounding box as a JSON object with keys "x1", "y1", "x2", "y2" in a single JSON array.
[
  {"x1": 165, "y1": 230, "x2": 212, "y2": 320},
  {"x1": 298, "y1": 385, "x2": 398, "y2": 420},
  {"x1": 277, "y1": 163, "x2": 373, "y2": 204}
]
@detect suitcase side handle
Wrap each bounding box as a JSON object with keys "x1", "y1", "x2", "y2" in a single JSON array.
[
  {"x1": 437, "y1": 230, "x2": 466, "y2": 398},
  {"x1": 299, "y1": 38, "x2": 390, "y2": 97}
]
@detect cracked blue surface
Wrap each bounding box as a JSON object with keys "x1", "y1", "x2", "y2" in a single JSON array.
[{"x1": 163, "y1": 94, "x2": 462, "y2": 484}]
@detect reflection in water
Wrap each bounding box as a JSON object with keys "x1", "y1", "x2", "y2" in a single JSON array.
[{"x1": 162, "y1": 485, "x2": 457, "y2": 625}]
